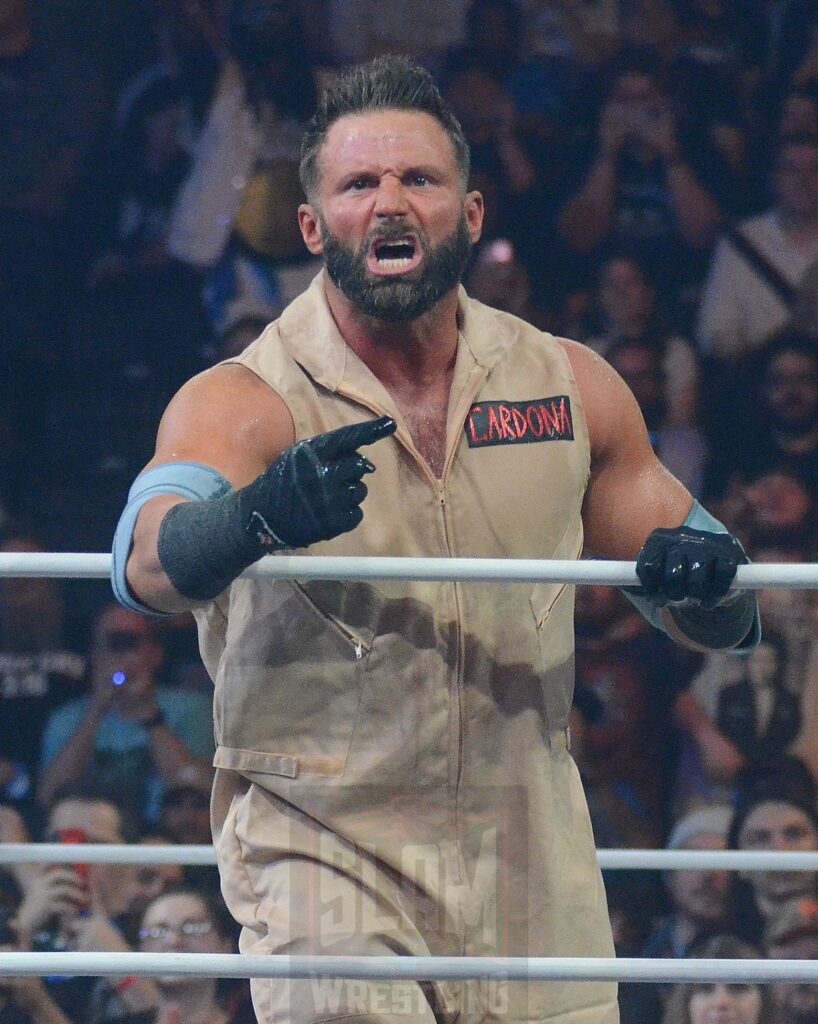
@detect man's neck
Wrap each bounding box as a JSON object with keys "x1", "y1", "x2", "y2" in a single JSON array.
[{"x1": 323, "y1": 277, "x2": 460, "y2": 390}]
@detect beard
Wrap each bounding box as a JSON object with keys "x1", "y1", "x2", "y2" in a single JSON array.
[{"x1": 321, "y1": 215, "x2": 473, "y2": 322}]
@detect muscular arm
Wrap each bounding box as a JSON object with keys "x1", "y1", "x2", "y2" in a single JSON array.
[
  {"x1": 563, "y1": 339, "x2": 693, "y2": 559},
  {"x1": 565, "y1": 339, "x2": 756, "y2": 652},
  {"x1": 125, "y1": 364, "x2": 295, "y2": 614}
]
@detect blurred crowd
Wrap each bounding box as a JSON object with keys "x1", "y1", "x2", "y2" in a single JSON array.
[{"x1": 5, "y1": 0, "x2": 818, "y2": 1021}]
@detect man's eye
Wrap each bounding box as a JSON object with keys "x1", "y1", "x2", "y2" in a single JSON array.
[
  {"x1": 410, "y1": 174, "x2": 428, "y2": 186},
  {"x1": 349, "y1": 179, "x2": 371, "y2": 191}
]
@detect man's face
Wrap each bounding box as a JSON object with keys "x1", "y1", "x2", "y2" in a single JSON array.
[
  {"x1": 666, "y1": 833, "x2": 728, "y2": 925},
  {"x1": 47, "y1": 798, "x2": 135, "y2": 916},
  {"x1": 738, "y1": 800, "x2": 818, "y2": 903},
  {"x1": 161, "y1": 789, "x2": 212, "y2": 845},
  {"x1": 769, "y1": 934, "x2": 818, "y2": 1024},
  {"x1": 763, "y1": 351, "x2": 818, "y2": 435},
  {"x1": 299, "y1": 110, "x2": 483, "y2": 322},
  {"x1": 139, "y1": 891, "x2": 229, "y2": 988},
  {"x1": 599, "y1": 258, "x2": 654, "y2": 328},
  {"x1": 91, "y1": 605, "x2": 162, "y2": 701}
]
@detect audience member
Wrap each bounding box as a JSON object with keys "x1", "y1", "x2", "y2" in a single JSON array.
[
  {"x1": 85, "y1": 73, "x2": 193, "y2": 292},
  {"x1": 727, "y1": 769, "x2": 818, "y2": 946},
  {"x1": 13, "y1": 787, "x2": 158, "y2": 1023},
  {"x1": 167, "y1": 0, "x2": 322, "y2": 354},
  {"x1": 37, "y1": 605, "x2": 214, "y2": 828},
  {"x1": 441, "y1": 63, "x2": 562, "y2": 303},
  {"x1": 698, "y1": 134, "x2": 818, "y2": 363},
  {"x1": 674, "y1": 628, "x2": 805, "y2": 810},
  {"x1": 465, "y1": 237, "x2": 540, "y2": 324},
  {"x1": 0, "y1": 879, "x2": 73, "y2": 1024},
  {"x1": 571, "y1": 585, "x2": 698, "y2": 848},
  {"x1": 661, "y1": 934, "x2": 774, "y2": 1024},
  {"x1": 663, "y1": 0, "x2": 757, "y2": 190},
  {"x1": 157, "y1": 767, "x2": 220, "y2": 898},
  {"x1": 720, "y1": 468, "x2": 817, "y2": 554},
  {"x1": 707, "y1": 334, "x2": 818, "y2": 505},
  {"x1": 557, "y1": 45, "x2": 730, "y2": 293},
  {"x1": 89, "y1": 885, "x2": 250, "y2": 1024},
  {"x1": 0, "y1": 531, "x2": 86, "y2": 828},
  {"x1": 765, "y1": 895, "x2": 818, "y2": 1024},
  {"x1": 120, "y1": 834, "x2": 185, "y2": 926},
  {"x1": 581, "y1": 252, "x2": 701, "y2": 426},
  {"x1": 605, "y1": 338, "x2": 709, "y2": 498},
  {"x1": 605, "y1": 875, "x2": 664, "y2": 1024},
  {"x1": 643, "y1": 805, "x2": 732, "y2": 960},
  {"x1": 328, "y1": 0, "x2": 465, "y2": 67},
  {"x1": 717, "y1": 631, "x2": 802, "y2": 767},
  {"x1": 0, "y1": 0, "x2": 133, "y2": 367}
]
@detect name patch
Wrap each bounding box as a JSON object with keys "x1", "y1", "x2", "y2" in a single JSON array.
[{"x1": 465, "y1": 396, "x2": 574, "y2": 448}]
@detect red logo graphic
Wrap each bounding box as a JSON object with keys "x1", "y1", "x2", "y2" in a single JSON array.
[{"x1": 465, "y1": 396, "x2": 574, "y2": 448}]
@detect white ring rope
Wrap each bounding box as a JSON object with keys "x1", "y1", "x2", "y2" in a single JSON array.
[
  {"x1": 0, "y1": 552, "x2": 815, "y2": 588},
  {"x1": 2, "y1": 844, "x2": 818, "y2": 872},
  {"x1": 2, "y1": 556, "x2": 814, "y2": 988},
  {"x1": 0, "y1": 952, "x2": 816, "y2": 984}
]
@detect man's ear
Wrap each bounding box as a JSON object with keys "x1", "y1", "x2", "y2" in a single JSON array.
[
  {"x1": 464, "y1": 190, "x2": 484, "y2": 244},
  {"x1": 298, "y1": 204, "x2": 324, "y2": 256}
]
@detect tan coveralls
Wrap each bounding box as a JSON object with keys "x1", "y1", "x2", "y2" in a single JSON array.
[{"x1": 196, "y1": 274, "x2": 619, "y2": 1024}]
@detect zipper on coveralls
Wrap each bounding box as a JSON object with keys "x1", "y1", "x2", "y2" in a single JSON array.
[{"x1": 436, "y1": 481, "x2": 464, "y2": 800}]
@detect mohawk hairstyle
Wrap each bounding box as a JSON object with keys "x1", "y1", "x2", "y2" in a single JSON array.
[{"x1": 299, "y1": 55, "x2": 471, "y2": 202}]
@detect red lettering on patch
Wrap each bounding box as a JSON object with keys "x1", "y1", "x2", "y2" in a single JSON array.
[{"x1": 465, "y1": 396, "x2": 575, "y2": 448}]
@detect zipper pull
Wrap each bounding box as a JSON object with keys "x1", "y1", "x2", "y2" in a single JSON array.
[{"x1": 354, "y1": 640, "x2": 363, "y2": 660}]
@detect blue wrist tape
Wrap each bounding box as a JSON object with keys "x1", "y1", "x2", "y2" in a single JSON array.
[
  {"x1": 622, "y1": 500, "x2": 761, "y2": 651},
  {"x1": 111, "y1": 462, "x2": 232, "y2": 616}
]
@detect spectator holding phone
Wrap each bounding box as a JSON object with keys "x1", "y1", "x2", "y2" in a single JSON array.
[
  {"x1": 558, "y1": 46, "x2": 730, "y2": 296},
  {"x1": 37, "y1": 605, "x2": 214, "y2": 829},
  {"x1": 9, "y1": 788, "x2": 160, "y2": 1024},
  {"x1": 0, "y1": 887, "x2": 73, "y2": 1024}
]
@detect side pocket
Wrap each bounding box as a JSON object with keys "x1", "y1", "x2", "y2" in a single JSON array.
[{"x1": 217, "y1": 579, "x2": 374, "y2": 775}]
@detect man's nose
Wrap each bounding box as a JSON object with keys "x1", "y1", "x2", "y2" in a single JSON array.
[
  {"x1": 373, "y1": 176, "x2": 408, "y2": 218},
  {"x1": 711, "y1": 984, "x2": 731, "y2": 1005}
]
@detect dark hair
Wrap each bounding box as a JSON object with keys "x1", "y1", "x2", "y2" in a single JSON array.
[
  {"x1": 726, "y1": 763, "x2": 818, "y2": 944},
  {"x1": 139, "y1": 883, "x2": 239, "y2": 946},
  {"x1": 299, "y1": 55, "x2": 470, "y2": 202},
  {"x1": 661, "y1": 934, "x2": 776, "y2": 1024},
  {"x1": 46, "y1": 782, "x2": 140, "y2": 844},
  {"x1": 760, "y1": 331, "x2": 818, "y2": 372}
]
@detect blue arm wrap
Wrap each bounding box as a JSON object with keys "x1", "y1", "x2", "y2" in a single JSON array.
[
  {"x1": 622, "y1": 500, "x2": 761, "y2": 651},
  {"x1": 111, "y1": 462, "x2": 232, "y2": 616}
]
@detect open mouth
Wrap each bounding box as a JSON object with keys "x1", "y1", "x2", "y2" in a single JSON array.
[{"x1": 367, "y1": 234, "x2": 422, "y2": 275}]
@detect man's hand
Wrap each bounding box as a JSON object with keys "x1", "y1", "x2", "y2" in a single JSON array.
[
  {"x1": 635, "y1": 526, "x2": 748, "y2": 608},
  {"x1": 243, "y1": 415, "x2": 397, "y2": 550},
  {"x1": 156, "y1": 415, "x2": 398, "y2": 602}
]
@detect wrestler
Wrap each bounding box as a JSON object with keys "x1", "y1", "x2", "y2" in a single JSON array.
[{"x1": 112, "y1": 56, "x2": 758, "y2": 1024}]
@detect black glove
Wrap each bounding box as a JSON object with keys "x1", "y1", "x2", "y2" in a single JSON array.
[
  {"x1": 635, "y1": 526, "x2": 748, "y2": 609},
  {"x1": 242, "y1": 415, "x2": 397, "y2": 550},
  {"x1": 157, "y1": 415, "x2": 397, "y2": 601}
]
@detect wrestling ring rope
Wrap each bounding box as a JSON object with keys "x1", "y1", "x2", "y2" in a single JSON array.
[{"x1": 1, "y1": 551, "x2": 816, "y2": 987}]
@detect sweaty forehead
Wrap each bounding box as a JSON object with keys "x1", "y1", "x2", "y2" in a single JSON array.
[{"x1": 320, "y1": 110, "x2": 457, "y2": 177}]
